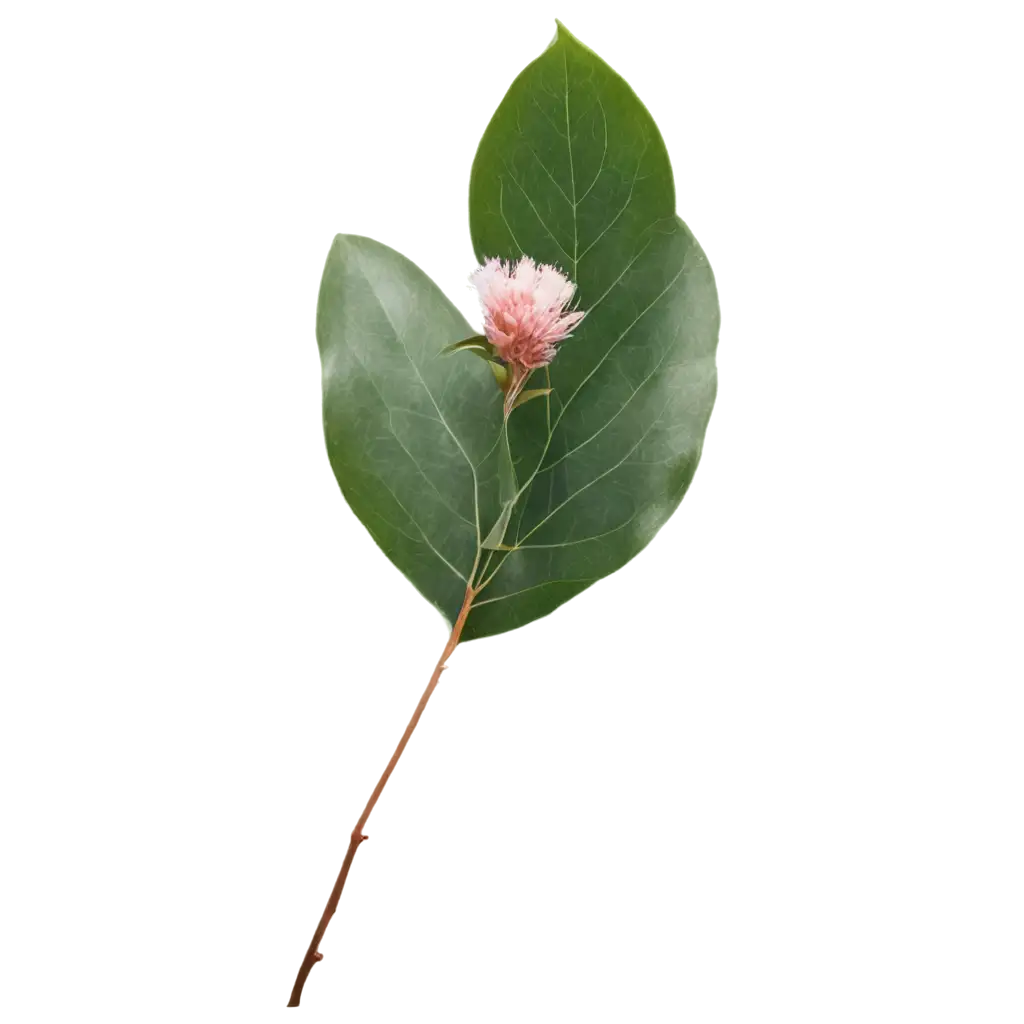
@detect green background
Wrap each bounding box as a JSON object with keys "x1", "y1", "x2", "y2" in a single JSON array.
[{"x1": 0, "y1": 6, "x2": 1019, "y2": 1015}]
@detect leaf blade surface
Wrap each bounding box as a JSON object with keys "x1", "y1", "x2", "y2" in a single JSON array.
[{"x1": 464, "y1": 23, "x2": 719, "y2": 640}]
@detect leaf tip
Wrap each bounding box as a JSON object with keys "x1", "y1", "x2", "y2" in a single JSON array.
[{"x1": 552, "y1": 17, "x2": 593, "y2": 52}]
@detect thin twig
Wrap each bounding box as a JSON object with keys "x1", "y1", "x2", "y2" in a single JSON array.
[{"x1": 287, "y1": 582, "x2": 478, "y2": 1006}]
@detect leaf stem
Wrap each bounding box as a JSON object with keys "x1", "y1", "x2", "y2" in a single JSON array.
[{"x1": 287, "y1": 581, "x2": 478, "y2": 1006}]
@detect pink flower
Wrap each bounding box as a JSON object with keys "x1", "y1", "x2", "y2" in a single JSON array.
[{"x1": 471, "y1": 256, "x2": 585, "y2": 371}]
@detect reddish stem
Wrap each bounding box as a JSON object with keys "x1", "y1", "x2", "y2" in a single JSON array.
[
  {"x1": 503, "y1": 363, "x2": 532, "y2": 417},
  {"x1": 287, "y1": 583, "x2": 477, "y2": 1007}
]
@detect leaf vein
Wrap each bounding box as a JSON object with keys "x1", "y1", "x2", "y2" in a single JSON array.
[
  {"x1": 499, "y1": 179, "x2": 526, "y2": 258},
  {"x1": 516, "y1": 130, "x2": 573, "y2": 207},
  {"x1": 577, "y1": 138, "x2": 649, "y2": 262},
  {"x1": 499, "y1": 157, "x2": 575, "y2": 265},
  {"x1": 473, "y1": 577, "x2": 597, "y2": 608},
  {"x1": 515, "y1": 516, "x2": 637, "y2": 550},
  {"x1": 576, "y1": 99, "x2": 608, "y2": 205}
]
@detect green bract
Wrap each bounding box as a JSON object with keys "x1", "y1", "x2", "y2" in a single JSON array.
[{"x1": 316, "y1": 23, "x2": 719, "y2": 641}]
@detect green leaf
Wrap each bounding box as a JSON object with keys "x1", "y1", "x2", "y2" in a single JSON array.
[
  {"x1": 511, "y1": 387, "x2": 552, "y2": 411},
  {"x1": 440, "y1": 335, "x2": 497, "y2": 360},
  {"x1": 316, "y1": 234, "x2": 504, "y2": 628},
  {"x1": 464, "y1": 22, "x2": 719, "y2": 640}
]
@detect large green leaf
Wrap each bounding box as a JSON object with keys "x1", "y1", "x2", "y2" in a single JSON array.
[
  {"x1": 463, "y1": 22, "x2": 719, "y2": 640},
  {"x1": 317, "y1": 235, "x2": 504, "y2": 627}
]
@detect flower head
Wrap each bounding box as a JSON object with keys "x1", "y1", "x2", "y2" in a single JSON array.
[{"x1": 471, "y1": 256, "x2": 585, "y2": 371}]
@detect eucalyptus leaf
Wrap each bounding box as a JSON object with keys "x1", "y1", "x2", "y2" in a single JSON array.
[
  {"x1": 463, "y1": 22, "x2": 719, "y2": 640},
  {"x1": 316, "y1": 235, "x2": 503, "y2": 627}
]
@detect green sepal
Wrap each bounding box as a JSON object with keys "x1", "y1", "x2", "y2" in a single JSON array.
[
  {"x1": 489, "y1": 361, "x2": 510, "y2": 391},
  {"x1": 510, "y1": 387, "x2": 551, "y2": 411},
  {"x1": 440, "y1": 335, "x2": 495, "y2": 359}
]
